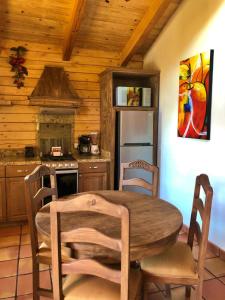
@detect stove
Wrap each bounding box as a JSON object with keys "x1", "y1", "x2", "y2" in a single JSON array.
[
  {"x1": 41, "y1": 154, "x2": 78, "y2": 169},
  {"x1": 41, "y1": 154, "x2": 79, "y2": 200}
]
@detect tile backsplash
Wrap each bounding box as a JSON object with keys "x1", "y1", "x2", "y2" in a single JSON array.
[
  {"x1": 38, "y1": 113, "x2": 74, "y2": 156},
  {"x1": 39, "y1": 123, "x2": 72, "y2": 155}
]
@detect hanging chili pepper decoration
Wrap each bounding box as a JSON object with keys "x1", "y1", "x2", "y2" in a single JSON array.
[{"x1": 9, "y1": 46, "x2": 28, "y2": 88}]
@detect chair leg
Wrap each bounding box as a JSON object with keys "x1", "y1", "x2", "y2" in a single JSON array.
[
  {"x1": 32, "y1": 262, "x2": 40, "y2": 300},
  {"x1": 185, "y1": 286, "x2": 191, "y2": 299},
  {"x1": 195, "y1": 282, "x2": 203, "y2": 300},
  {"x1": 165, "y1": 284, "x2": 171, "y2": 298},
  {"x1": 142, "y1": 276, "x2": 149, "y2": 300},
  {"x1": 143, "y1": 289, "x2": 148, "y2": 300}
]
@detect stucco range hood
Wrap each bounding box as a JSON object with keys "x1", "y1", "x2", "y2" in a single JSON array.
[{"x1": 29, "y1": 66, "x2": 81, "y2": 109}]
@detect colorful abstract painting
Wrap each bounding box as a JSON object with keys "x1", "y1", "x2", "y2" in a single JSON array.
[{"x1": 177, "y1": 50, "x2": 214, "y2": 139}]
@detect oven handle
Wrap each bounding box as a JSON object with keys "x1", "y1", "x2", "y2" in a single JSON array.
[{"x1": 55, "y1": 169, "x2": 78, "y2": 175}]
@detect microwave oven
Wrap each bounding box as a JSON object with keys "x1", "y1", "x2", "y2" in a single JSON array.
[{"x1": 116, "y1": 86, "x2": 151, "y2": 107}]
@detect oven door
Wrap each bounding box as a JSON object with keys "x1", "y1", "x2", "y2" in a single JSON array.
[
  {"x1": 43, "y1": 169, "x2": 78, "y2": 204},
  {"x1": 56, "y1": 169, "x2": 78, "y2": 198}
]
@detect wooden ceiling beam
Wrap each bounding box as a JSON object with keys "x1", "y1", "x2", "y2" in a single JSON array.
[
  {"x1": 120, "y1": 0, "x2": 172, "y2": 66},
  {"x1": 62, "y1": 0, "x2": 86, "y2": 61}
]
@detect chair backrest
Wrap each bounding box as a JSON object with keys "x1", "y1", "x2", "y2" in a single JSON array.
[
  {"x1": 24, "y1": 165, "x2": 58, "y2": 258},
  {"x1": 119, "y1": 160, "x2": 159, "y2": 197},
  {"x1": 187, "y1": 174, "x2": 213, "y2": 279},
  {"x1": 50, "y1": 193, "x2": 130, "y2": 300}
]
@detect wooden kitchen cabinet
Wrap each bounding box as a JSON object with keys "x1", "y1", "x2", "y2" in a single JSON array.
[
  {"x1": 0, "y1": 166, "x2": 6, "y2": 222},
  {"x1": 6, "y1": 164, "x2": 38, "y2": 222},
  {"x1": 78, "y1": 162, "x2": 108, "y2": 192},
  {"x1": 6, "y1": 177, "x2": 27, "y2": 221}
]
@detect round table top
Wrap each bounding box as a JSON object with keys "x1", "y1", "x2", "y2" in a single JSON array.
[{"x1": 36, "y1": 190, "x2": 183, "y2": 261}]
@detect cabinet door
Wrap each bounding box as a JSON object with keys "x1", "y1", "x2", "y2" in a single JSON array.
[
  {"x1": 0, "y1": 178, "x2": 6, "y2": 222},
  {"x1": 6, "y1": 177, "x2": 27, "y2": 221},
  {"x1": 78, "y1": 172, "x2": 107, "y2": 193}
]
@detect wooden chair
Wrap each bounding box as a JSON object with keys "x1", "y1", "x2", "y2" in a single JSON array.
[
  {"x1": 119, "y1": 160, "x2": 159, "y2": 197},
  {"x1": 50, "y1": 193, "x2": 142, "y2": 300},
  {"x1": 24, "y1": 165, "x2": 58, "y2": 299},
  {"x1": 140, "y1": 174, "x2": 213, "y2": 299}
]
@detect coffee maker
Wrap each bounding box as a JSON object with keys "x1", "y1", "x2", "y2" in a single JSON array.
[
  {"x1": 90, "y1": 132, "x2": 100, "y2": 155},
  {"x1": 78, "y1": 135, "x2": 91, "y2": 154}
]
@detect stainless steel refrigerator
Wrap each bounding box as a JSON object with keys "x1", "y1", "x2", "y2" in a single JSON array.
[{"x1": 115, "y1": 110, "x2": 154, "y2": 194}]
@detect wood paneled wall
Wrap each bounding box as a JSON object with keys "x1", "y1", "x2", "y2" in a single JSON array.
[{"x1": 0, "y1": 39, "x2": 143, "y2": 150}]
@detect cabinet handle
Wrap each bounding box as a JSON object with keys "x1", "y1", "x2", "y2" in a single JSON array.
[
  {"x1": 17, "y1": 169, "x2": 28, "y2": 173},
  {"x1": 79, "y1": 174, "x2": 82, "y2": 177},
  {"x1": 89, "y1": 166, "x2": 98, "y2": 169}
]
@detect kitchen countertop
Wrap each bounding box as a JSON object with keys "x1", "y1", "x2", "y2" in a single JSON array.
[
  {"x1": 74, "y1": 153, "x2": 110, "y2": 163},
  {"x1": 0, "y1": 157, "x2": 41, "y2": 166},
  {"x1": 0, "y1": 153, "x2": 110, "y2": 166}
]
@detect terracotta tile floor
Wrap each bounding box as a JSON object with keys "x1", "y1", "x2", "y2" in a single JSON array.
[
  {"x1": 144, "y1": 231, "x2": 225, "y2": 300},
  {"x1": 0, "y1": 224, "x2": 51, "y2": 299},
  {"x1": 1, "y1": 225, "x2": 225, "y2": 299}
]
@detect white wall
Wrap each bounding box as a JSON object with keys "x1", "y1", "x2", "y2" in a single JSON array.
[{"x1": 144, "y1": 0, "x2": 225, "y2": 249}]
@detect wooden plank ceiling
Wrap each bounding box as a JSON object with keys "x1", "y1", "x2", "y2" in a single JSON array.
[{"x1": 0, "y1": 0, "x2": 183, "y2": 64}]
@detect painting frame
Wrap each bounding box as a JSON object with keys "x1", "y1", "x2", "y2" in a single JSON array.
[{"x1": 177, "y1": 50, "x2": 214, "y2": 140}]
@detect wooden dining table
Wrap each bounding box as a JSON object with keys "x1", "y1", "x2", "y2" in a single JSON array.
[{"x1": 36, "y1": 190, "x2": 183, "y2": 262}]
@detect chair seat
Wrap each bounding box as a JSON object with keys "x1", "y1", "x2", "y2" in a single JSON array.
[
  {"x1": 38, "y1": 242, "x2": 72, "y2": 265},
  {"x1": 140, "y1": 241, "x2": 198, "y2": 280},
  {"x1": 62, "y1": 268, "x2": 142, "y2": 300}
]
